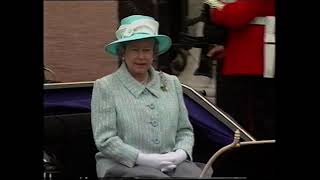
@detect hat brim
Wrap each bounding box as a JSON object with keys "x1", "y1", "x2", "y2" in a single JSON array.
[{"x1": 105, "y1": 33, "x2": 172, "y2": 56}]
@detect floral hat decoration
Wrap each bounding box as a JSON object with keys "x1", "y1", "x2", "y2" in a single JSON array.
[{"x1": 105, "y1": 15, "x2": 172, "y2": 56}]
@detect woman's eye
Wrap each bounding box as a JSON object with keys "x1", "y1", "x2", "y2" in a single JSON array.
[{"x1": 143, "y1": 49, "x2": 152, "y2": 52}]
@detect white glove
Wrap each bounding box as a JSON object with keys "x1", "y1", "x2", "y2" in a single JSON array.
[
  {"x1": 204, "y1": 0, "x2": 225, "y2": 10},
  {"x1": 160, "y1": 164, "x2": 177, "y2": 172},
  {"x1": 136, "y1": 153, "x2": 176, "y2": 170},
  {"x1": 159, "y1": 149, "x2": 187, "y2": 165}
]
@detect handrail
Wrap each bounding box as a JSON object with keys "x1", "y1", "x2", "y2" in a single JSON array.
[
  {"x1": 199, "y1": 129, "x2": 241, "y2": 178},
  {"x1": 199, "y1": 129, "x2": 275, "y2": 178}
]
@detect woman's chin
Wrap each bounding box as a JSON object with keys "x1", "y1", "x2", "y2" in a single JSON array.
[{"x1": 133, "y1": 66, "x2": 148, "y2": 73}]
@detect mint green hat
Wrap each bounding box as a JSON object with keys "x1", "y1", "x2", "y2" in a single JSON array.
[{"x1": 105, "y1": 15, "x2": 172, "y2": 56}]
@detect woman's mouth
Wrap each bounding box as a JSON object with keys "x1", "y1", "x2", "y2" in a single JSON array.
[{"x1": 134, "y1": 63, "x2": 148, "y2": 66}]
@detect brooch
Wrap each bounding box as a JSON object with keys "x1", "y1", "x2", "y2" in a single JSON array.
[{"x1": 159, "y1": 71, "x2": 168, "y2": 91}]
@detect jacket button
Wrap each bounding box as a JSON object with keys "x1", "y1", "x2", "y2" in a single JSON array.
[
  {"x1": 151, "y1": 121, "x2": 158, "y2": 127},
  {"x1": 153, "y1": 138, "x2": 160, "y2": 144}
]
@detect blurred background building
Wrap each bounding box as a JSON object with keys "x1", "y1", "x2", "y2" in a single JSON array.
[{"x1": 44, "y1": 0, "x2": 216, "y2": 102}]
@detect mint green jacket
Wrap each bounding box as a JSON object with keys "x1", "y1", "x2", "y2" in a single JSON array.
[{"x1": 91, "y1": 63, "x2": 194, "y2": 177}]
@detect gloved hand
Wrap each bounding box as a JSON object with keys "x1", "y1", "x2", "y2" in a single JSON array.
[
  {"x1": 159, "y1": 149, "x2": 188, "y2": 165},
  {"x1": 136, "y1": 153, "x2": 176, "y2": 170},
  {"x1": 204, "y1": 0, "x2": 225, "y2": 10},
  {"x1": 160, "y1": 163, "x2": 177, "y2": 173}
]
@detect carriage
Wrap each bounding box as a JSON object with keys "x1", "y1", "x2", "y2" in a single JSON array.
[
  {"x1": 43, "y1": 1, "x2": 275, "y2": 179},
  {"x1": 43, "y1": 82, "x2": 275, "y2": 179}
]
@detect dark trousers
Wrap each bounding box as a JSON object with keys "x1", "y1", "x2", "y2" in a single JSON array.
[
  {"x1": 216, "y1": 75, "x2": 276, "y2": 140},
  {"x1": 104, "y1": 161, "x2": 212, "y2": 178}
]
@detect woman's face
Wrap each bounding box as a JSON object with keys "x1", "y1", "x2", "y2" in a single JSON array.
[{"x1": 123, "y1": 38, "x2": 155, "y2": 76}]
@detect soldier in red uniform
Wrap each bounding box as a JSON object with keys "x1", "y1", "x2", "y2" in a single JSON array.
[{"x1": 205, "y1": 0, "x2": 275, "y2": 140}]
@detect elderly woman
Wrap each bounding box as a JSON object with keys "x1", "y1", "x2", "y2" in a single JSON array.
[{"x1": 91, "y1": 15, "x2": 211, "y2": 178}]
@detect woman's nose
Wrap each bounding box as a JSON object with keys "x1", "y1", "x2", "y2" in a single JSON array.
[{"x1": 138, "y1": 50, "x2": 145, "y2": 58}]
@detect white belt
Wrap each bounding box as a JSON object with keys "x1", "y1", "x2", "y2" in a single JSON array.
[
  {"x1": 262, "y1": 16, "x2": 276, "y2": 78},
  {"x1": 250, "y1": 17, "x2": 266, "y2": 25}
]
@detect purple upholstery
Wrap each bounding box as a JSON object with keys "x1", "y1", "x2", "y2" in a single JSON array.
[
  {"x1": 183, "y1": 96, "x2": 233, "y2": 145},
  {"x1": 44, "y1": 87, "x2": 92, "y2": 115},
  {"x1": 44, "y1": 86, "x2": 233, "y2": 146}
]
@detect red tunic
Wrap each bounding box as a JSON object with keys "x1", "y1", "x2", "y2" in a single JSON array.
[{"x1": 210, "y1": 0, "x2": 275, "y2": 75}]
